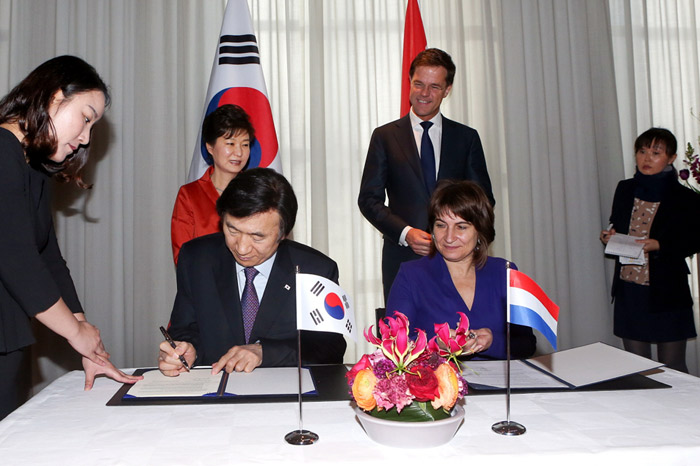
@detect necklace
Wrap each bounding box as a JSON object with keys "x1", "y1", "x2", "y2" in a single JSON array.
[{"x1": 210, "y1": 170, "x2": 233, "y2": 194}]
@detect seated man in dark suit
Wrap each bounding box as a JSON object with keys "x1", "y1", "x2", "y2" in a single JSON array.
[{"x1": 158, "y1": 168, "x2": 346, "y2": 376}]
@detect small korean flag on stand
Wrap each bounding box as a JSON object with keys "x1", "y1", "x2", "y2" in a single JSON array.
[{"x1": 296, "y1": 274, "x2": 357, "y2": 342}]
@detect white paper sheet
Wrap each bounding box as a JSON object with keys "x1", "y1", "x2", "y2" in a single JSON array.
[
  {"x1": 463, "y1": 360, "x2": 569, "y2": 389},
  {"x1": 224, "y1": 367, "x2": 315, "y2": 395},
  {"x1": 126, "y1": 368, "x2": 221, "y2": 398},
  {"x1": 124, "y1": 367, "x2": 316, "y2": 398},
  {"x1": 605, "y1": 233, "x2": 646, "y2": 263}
]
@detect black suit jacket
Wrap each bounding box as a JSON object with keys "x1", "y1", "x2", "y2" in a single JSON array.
[
  {"x1": 169, "y1": 234, "x2": 346, "y2": 366},
  {"x1": 609, "y1": 177, "x2": 700, "y2": 309},
  {"x1": 357, "y1": 115, "x2": 494, "y2": 298},
  {"x1": 0, "y1": 128, "x2": 84, "y2": 353}
]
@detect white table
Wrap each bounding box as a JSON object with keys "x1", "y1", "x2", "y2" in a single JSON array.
[{"x1": 1, "y1": 368, "x2": 699, "y2": 465}]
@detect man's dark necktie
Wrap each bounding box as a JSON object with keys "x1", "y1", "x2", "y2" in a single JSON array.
[
  {"x1": 242, "y1": 267, "x2": 259, "y2": 344},
  {"x1": 420, "y1": 121, "x2": 436, "y2": 193}
]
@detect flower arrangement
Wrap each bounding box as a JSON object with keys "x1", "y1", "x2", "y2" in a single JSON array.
[
  {"x1": 680, "y1": 140, "x2": 700, "y2": 194},
  {"x1": 346, "y1": 311, "x2": 469, "y2": 422},
  {"x1": 681, "y1": 111, "x2": 700, "y2": 194}
]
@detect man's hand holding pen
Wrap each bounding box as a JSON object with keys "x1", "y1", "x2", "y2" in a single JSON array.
[{"x1": 158, "y1": 340, "x2": 196, "y2": 376}]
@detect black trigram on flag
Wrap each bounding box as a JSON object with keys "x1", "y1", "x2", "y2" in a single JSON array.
[
  {"x1": 309, "y1": 309, "x2": 324, "y2": 325},
  {"x1": 219, "y1": 34, "x2": 260, "y2": 65},
  {"x1": 310, "y1": 281, "x2": 325, "y2": 297},
  {"x1": 345, "y1": 320, "x2": 353, "y2": 333}
]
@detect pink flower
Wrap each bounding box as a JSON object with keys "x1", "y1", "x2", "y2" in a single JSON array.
[
  {"x1": 345, "y1": 354, "x2": 372, "y2": 385},
  {"x1": 428, "y1": 312, "x2": 471, "y2": 364},
  {"x1": 365, "y1": 311, "x2": 427, "y2": 373},
  {"x1": 374, "y1": 374, "x2": 413, "y2": 413}
]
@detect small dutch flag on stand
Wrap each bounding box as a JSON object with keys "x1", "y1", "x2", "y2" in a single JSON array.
[{"x1": 493, "y1": 262, "x2": 559, "y2": 436}]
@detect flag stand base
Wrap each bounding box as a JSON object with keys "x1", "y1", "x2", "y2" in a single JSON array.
[
  {"x1": 492, "y1": 420, "x2": 526, "y2": 436},
  {"x1": 285, "y1": 429, "x2": 319, "y2": 445}
]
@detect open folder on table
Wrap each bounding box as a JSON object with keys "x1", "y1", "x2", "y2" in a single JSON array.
[
  {"x1": 124, "y1": 367, "x2": 315, "y2": 398},
  {"x1": 107, "y1": 365, "x2": 350, "y2": 406},
  {"x1": 464, "y1": 342, "x2": 668, "y2": 393}
]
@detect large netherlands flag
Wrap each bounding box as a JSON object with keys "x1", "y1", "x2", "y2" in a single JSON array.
[
  {"x1": 187, "y1": 0, "x2": 281, "y2": 182},
  {"x1": 508, "y1": 268, "x2": 559, "y2": 350},
  {"x1": 400, "y1": 0, "x2": 427, "y2": 117}
]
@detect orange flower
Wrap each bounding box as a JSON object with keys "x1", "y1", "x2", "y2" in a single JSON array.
[
  {"x1": 352, "y1": 369, "x2": 377, "y2": 411},
  {"x1": 431, "y1": 363, "x2": 459, "y2": 411}
]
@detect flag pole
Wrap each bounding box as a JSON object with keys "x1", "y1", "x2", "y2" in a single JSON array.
[
  {"x1": 285, "y1": 266, "x2": 318, "y2": 445},
  {"x1": 492, "y1": 261, "x2": 526, "y2": 436},
  {"x1": 400, "y1": 0, "x2": 427, "y2": 116}
]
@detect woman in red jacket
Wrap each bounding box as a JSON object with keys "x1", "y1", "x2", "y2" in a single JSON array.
[{"x1": 171, "y1": 105, "x2": 254, "y2": 264}]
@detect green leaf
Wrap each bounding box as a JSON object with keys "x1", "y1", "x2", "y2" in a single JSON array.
[{"x1": 369, "y1": 402, "x2": 451, "y2": 422}]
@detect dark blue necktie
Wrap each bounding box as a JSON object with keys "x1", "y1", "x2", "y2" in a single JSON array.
[
  {"x1": 420, "y1": 121, "x2": 436, "y2": 193},
  {"x1": 241, "y1": 267, "x2": 259, "y2": 344}
]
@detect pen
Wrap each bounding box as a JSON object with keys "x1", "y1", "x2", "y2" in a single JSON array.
[
  {"x1": 602, "y1": 223, "x2": 614, "y2": 238},
  {"x1": 159, "y1": 326, "x2": 191, "y2": 372}
]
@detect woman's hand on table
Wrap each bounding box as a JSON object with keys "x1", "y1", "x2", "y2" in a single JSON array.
[
  {"x1": 67, "y1": 320, "x2": 110, "y2": 365},
  {"x1": 82, "y1": 357, "x2": 143, "y2": 390}
]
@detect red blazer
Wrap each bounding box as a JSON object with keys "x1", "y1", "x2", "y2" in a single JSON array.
[{"x1": 171, "y1": 166, "x2": 220, "y2": 264}]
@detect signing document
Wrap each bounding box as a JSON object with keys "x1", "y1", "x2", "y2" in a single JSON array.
[
  {"x1": 125, "y1": 367, "x2": 315, "y2": 399},
  {"x1": 464, "y1": 342, "x2": 663, "y2": 390}
]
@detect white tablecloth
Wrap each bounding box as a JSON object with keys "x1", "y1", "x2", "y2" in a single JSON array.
[{"x1": 1, "y1": 368, "x2": 699, "y2": 465}]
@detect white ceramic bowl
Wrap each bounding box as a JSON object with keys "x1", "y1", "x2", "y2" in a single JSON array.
[{"x1": 354, "y1": 403, "x2": 465, "y2": 448}]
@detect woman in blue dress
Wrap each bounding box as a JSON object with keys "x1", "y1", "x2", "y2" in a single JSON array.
[{"x1": 387, "y1": 180, "x2": 536, "y2": 360}]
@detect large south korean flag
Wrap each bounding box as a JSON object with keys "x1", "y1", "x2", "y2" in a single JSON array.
[{"x1": 188, "y1": 0, "x2": 281, "y2": 182}]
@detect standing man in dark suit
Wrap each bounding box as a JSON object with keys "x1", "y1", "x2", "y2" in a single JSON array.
[
  {"x1": 358, "y1": 48, "x2": 494, "y2": 301},
  {"x1": 158, "y1": 168, "x2": 346, "y2": 376}
]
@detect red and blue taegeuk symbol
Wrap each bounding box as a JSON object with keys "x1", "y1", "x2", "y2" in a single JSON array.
[
  {"x1": 200, "y1": 87, "x2": 278, "y2": 168},
  {"x1": 323, "y1": 293, "x2": 345, "y2": 320}
]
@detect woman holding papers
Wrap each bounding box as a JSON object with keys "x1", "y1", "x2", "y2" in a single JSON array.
[
  {"x1": 386, "y1": 180, "x2": 536, "y2": 360},
  {"x1": 170, "y1": 105, "x2": 253, "y2": 264},
  {"x1": 600, "y1": 128, "x2": 700, "y2": 372},
  {"x1": 0, "y1": 56, "x2": 140, "y2": 420}
]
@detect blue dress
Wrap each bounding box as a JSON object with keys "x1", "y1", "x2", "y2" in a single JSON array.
[{"x1": 386, "y1": 254, "x2": 536, "y2": 360}]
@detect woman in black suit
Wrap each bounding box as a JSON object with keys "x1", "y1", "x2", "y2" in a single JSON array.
[
  {"x1": 600, "y1": 128, "x2": 700, "y2": 372},
  {"x1": 0, "y1": 56, "x2": 140, "y2": 420}
]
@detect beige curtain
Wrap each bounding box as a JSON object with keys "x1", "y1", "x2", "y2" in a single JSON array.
[{"x1": 1, "y1": 0, "x2": 695, "y2": 395}]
